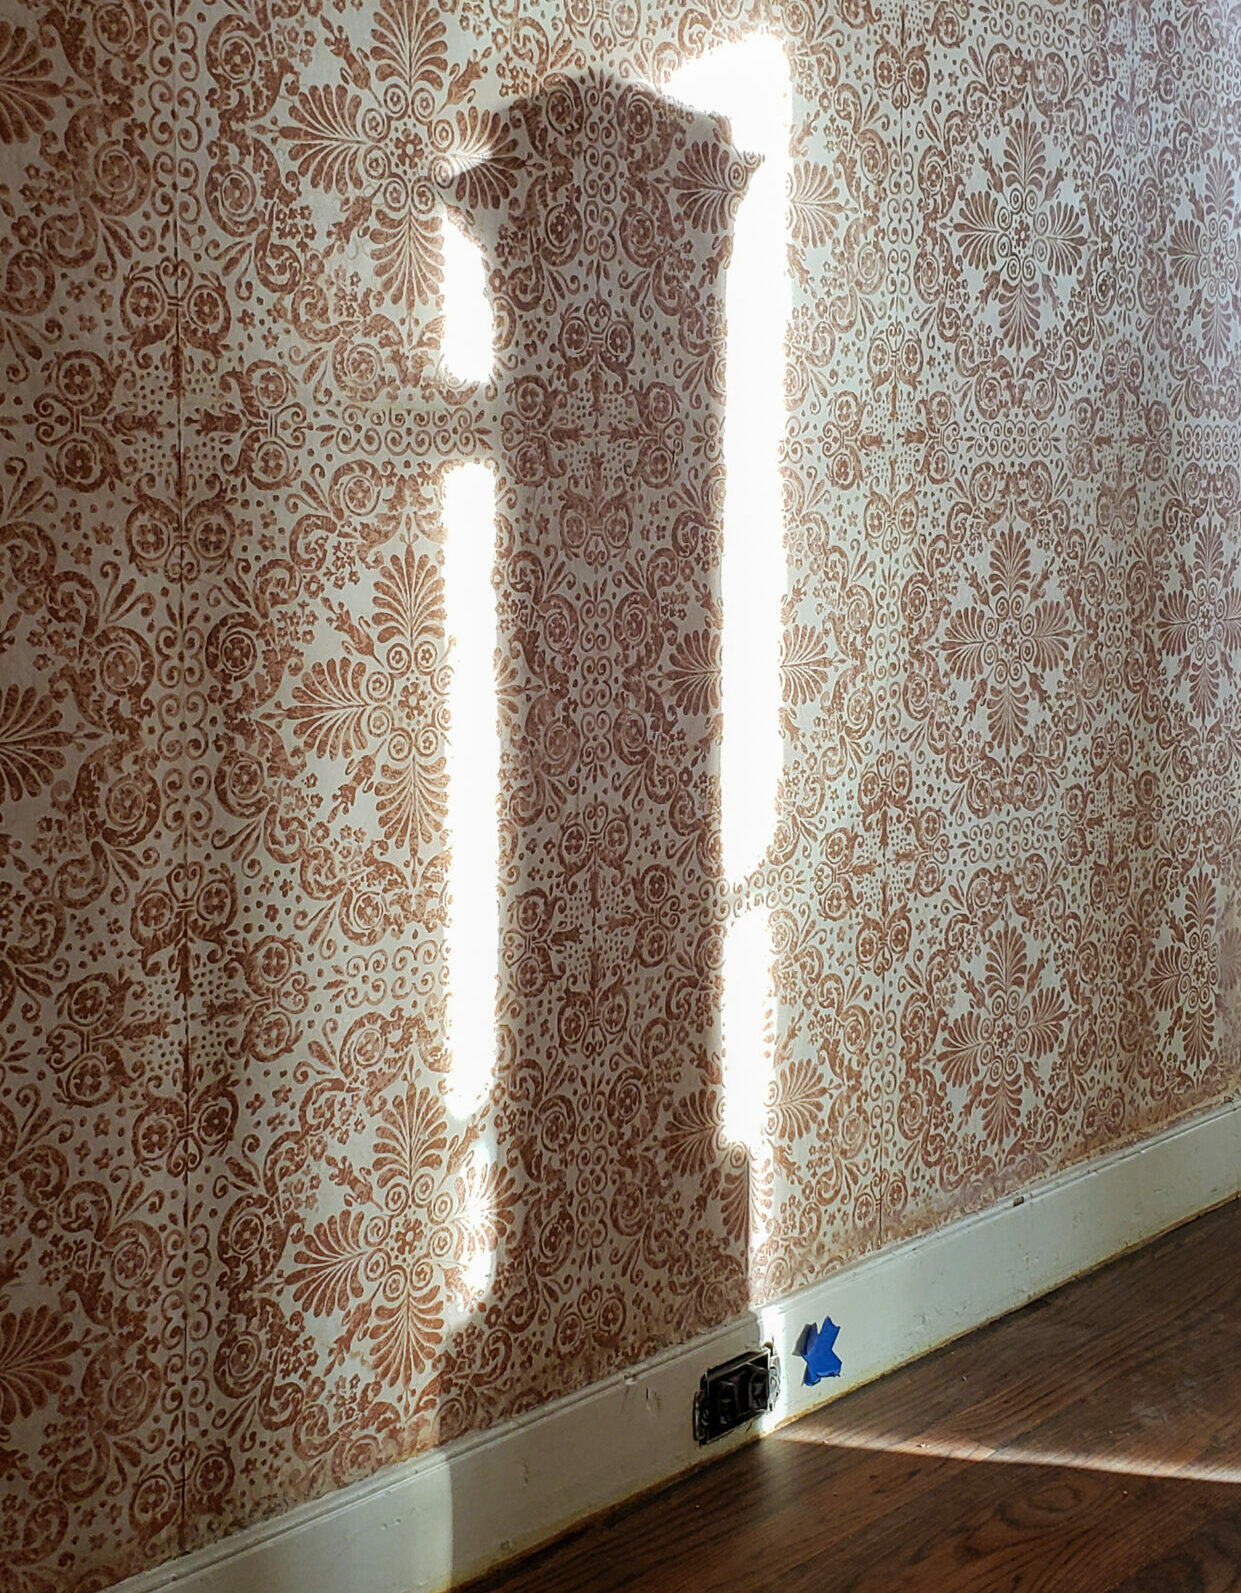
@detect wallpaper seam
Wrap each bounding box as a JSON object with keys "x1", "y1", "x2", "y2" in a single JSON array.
[{"x1": 170, "y1": 0, "x2": 191, "y2": 1554}]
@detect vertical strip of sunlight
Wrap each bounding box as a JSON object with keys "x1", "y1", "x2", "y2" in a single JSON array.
[
  {"x1": 441, "y1": 198, "x2": 499, "y2": 1334},
  {"x1": 722, "y1": 903, "x2": 776, "y2": 1165},
  {"x1": 441, "y1": 214, "x2": 493, "y2": 384},
  {"x1": 667, "y1": 37, "x2": 790, "y2": 885},
  {"x1": 443, "y1": 460, "x2": 499, "y2": 1118},
  {"x1": 669, "y1": 40, "x2": 789, "y2": 1282},
  {"x1": 459, "y1": 1138, "x2": 498, "y2": 1304}
]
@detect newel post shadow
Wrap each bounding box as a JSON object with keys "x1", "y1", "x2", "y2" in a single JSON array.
[{"x1": 430, "y1": 69, "x2": 764, "y2": 1469}]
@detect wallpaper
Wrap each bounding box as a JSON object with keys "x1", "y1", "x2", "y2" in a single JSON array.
[{"x1": 1, "y1": 0, "x2": 1239, "y2": 1586}]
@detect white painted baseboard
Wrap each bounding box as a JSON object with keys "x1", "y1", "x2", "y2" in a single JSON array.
[{"x1": 114, "y1": 1099, "x2": 1241, "y2": 1593}]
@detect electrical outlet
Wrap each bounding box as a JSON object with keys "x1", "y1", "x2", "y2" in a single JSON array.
[{"x1": 694, "y1": 1345, "x2": 779, "y2": 1444}]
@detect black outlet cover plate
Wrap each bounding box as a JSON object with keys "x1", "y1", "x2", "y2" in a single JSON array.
[{"x1": 694, "y1": 1345, "x2": 780, "y2": 1444}]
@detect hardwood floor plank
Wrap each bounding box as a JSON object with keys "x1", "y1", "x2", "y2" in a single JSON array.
[
  {"x1": 1108, "y1": 1514, "x2": 1241, "y2": 1592},
  {"x1": 786, "y1": 1460, "x2": 1234, "y2": 1593}
]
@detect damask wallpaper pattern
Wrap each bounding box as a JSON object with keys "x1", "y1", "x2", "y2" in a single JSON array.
[{"x1": 0, "y1": 0, "x2": 1239, "y2": 1586}]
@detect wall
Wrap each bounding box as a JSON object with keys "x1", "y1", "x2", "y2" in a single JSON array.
[{"x1": 0, "y1": 0, "x2": 1239, "y2": 1586}]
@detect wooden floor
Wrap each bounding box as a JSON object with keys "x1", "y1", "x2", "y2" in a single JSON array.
[{"x1": 468, "y1": 1197, "x2": 1241, "y2": 1592}]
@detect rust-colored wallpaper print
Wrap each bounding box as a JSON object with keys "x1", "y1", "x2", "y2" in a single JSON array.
[{"x1": 1, "y1": 0, "x2": 1239, "y2": 1585}]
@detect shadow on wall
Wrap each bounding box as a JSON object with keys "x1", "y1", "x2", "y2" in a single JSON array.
[{"x1": 428, "y1": 57, "x2": 778, "y2": 1579}]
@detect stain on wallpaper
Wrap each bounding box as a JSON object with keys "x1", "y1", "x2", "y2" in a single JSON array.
[{"x1": 0, "y1": 0, "x2": 1238, "y2": 1586}]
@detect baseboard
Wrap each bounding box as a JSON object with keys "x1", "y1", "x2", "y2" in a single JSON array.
[{"x1": 113, "y1": 1098, "x2": 1241, "y2": 1593}]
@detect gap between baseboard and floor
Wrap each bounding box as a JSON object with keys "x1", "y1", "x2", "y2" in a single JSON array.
[{"x1": 113, "y1": 1097, "x2": 1241, "y2": 1593}]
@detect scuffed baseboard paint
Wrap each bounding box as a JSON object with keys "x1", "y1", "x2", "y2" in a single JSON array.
[{"x1": 113, "y1": 1099, "x2": 1241, "y2": 1593}]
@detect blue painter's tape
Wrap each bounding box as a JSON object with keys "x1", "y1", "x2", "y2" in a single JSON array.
[{"x1": 795, "y1": 1317, "x2": 842, "y2": 1386}]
